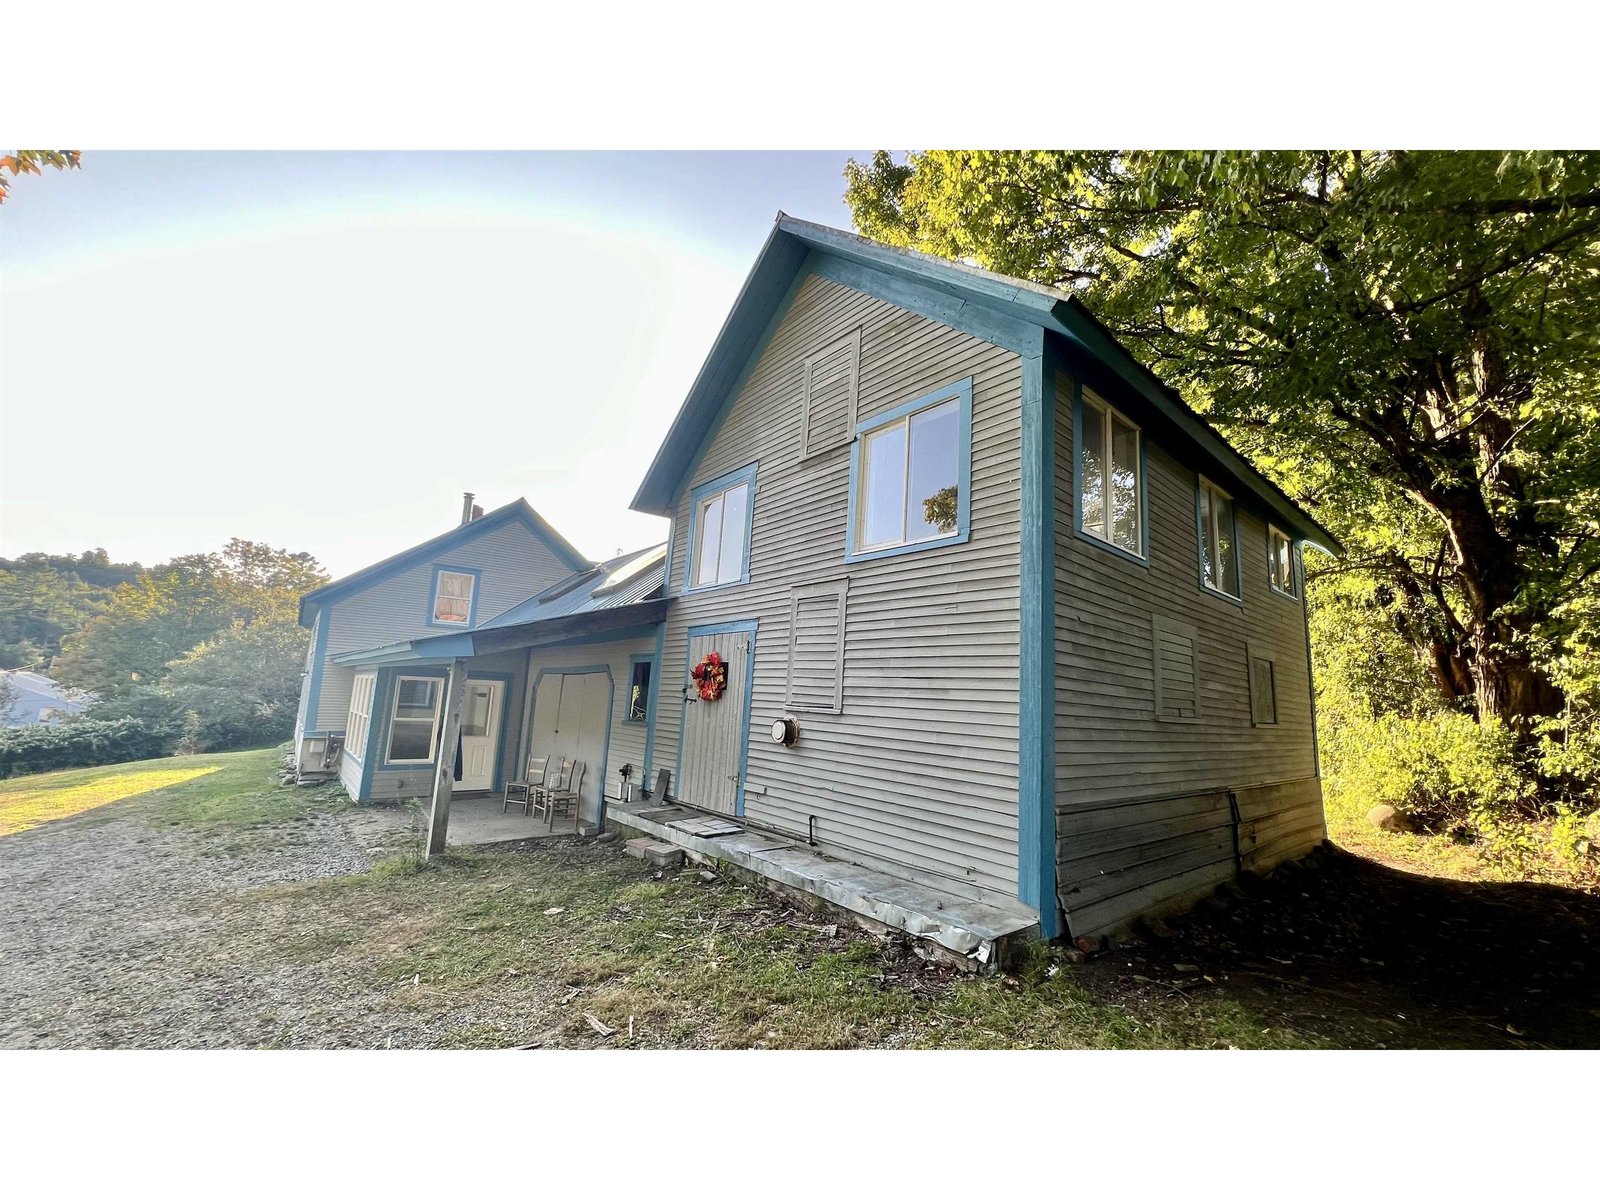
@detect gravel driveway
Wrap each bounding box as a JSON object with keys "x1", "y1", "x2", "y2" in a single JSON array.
[{"x1": 0, "y1": 796, "x2": 415, "y2": 1048}]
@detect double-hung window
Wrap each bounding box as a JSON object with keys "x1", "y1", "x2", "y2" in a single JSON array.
[
  {"x1": 689, "y1": 466, "x2": 755, "y2": 590},
  {"x1": 430, "y1": 567, "x2": 478, "y2": 626},
  {"x1": 1078, "y1": 389, "x2": 1144, "y2": 558},
  {"x1": 386, "y1": 676, "x2": 443, "y2": 763},
  {"x1": 1198, "y1": 477, "x2": 1241, "y2": 599},
  {"x1": 849, "y1": 378, "x2": 972, "y2": 561},
  {"x1": 345, "y1": 674, "x2": 376, "y2": 760},
  {"x1": 1267, "y1": 526, "x2": 1299, "y2": 599}
]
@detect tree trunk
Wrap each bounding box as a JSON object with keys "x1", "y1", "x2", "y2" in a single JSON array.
[{"x1": 1472, "y1": 633, "x2": 1564, "y2": 729}]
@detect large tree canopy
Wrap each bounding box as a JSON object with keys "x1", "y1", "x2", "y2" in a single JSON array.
[{"x1": 845, "y1": 151, "x2": 1600, "y2": 731}]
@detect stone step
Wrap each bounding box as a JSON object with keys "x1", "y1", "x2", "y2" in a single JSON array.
[{"x1": 624, "y1": 837, "x2": 685, "y2": 869}]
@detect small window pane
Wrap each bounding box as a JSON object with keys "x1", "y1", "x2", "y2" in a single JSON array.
[
  {"x1": 1216, "y1": 493, "x2": 1238, "y2": 594},
  {"x1": 388, "y1": 721, "x2": 435, "y2": 762},
  {"x1": 717, "y1": 483, "x2": 749, "y2": 584},
  {"x1": 1111, "y1": 417, "x2": 1140, "y2": 552},
  {"x1": 1080, "y1": 402, "x2": 1106, "y2": 537},
  {"x1": 433, "y1": 571, "x2": 474, "y2": 623},
  {"x1": 907, "y1": 399, "x2": 959, "y2": 540},
  {"x1": 396, "y1": 679, "x2": 437, "y2": 718},
  {"x1": 628, "y1": 661, "x2": 651, "y2": 722},
  {"x1": 1199, "y1": 486, "x2": 1216, "y2": 589},
  {"x1": 461, "y1": 685, "x2": 492, "y2": 738},
  {"x1": 861, "y1": 421, "x2": 908, "y2": 548},
  {"x1": 694, "y1": 493, "x2": 724, "y2": 586}
]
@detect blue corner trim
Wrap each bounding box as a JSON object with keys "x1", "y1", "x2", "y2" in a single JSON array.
[
  {"x1": 673, "y1": 619, "x2": 759, "y2": 817},
  {"x1": 843, "y1": 376, "x2": 973, "y2": 565},
  {"x1": 643, "y1": 623, "x2": 666, "y2": 778},
  {"x1": 303, "y1": 607, "x2": 331, "y2": 733},
  {"x1": 683, "y1": 461, "x2": 758, "y2": 594},
  {"x1": 1017, "y1": 331, "x2": 1059, "y2": 939},
  {"x1": 425, "y1": 563, "x2": 483, "y2": 629},
  {"x1": 526, "y1": 664, "x2": 616, "y2": 830},
  {"x1": 661, "y1": 516, "x2": 675, "y2": 597},
  {"x1": 1195, "y1": 475, "x2": 1246, "y2": 607},
  {"x1": 1072, "y1": 382, "x2": 1150, "y2": 568}
]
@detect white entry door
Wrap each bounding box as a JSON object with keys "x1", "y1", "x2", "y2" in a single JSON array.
[
  {"x1": 458, "y1": 679, "x2": 504, "y2": 791},
  {"x1": 529, "y1": 671, "x2": 610, "y2": 820},
  {"x1": 679, "y1": 629, "x2": 752, "y2": 815}
]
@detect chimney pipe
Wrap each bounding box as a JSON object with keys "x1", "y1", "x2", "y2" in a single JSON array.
[{"x1": 460, "y1": 493, "x2": 475, "y2": 526}]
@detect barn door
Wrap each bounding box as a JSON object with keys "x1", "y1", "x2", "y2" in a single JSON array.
[
  {"x1": 679, "y1": 629, "x2": 751, "y2": 815},
  {"x1": 531, "y1": 671, "x2": 609, "y2": 822}
]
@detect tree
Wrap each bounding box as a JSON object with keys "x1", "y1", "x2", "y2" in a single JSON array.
[
  {"x1": 159, "y1": 616, "x2": 309, "y2": 750},
  {"x1": 0, "y1": 151, "x2": 81, "y2": 203},
  {"x1": 845, "y1": 151, "x2": 1600, "y2": 733},
  {"x1": 0, "y1": 673, "x2": 18, "y2": 724}
]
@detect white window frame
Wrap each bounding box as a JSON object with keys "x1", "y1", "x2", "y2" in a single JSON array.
[
  {"x1": 1267, "y1": 525, "x2": 1300, "y2": 600},
  {"x1": 849, "y1": 379, "x2": 972, "y2": 561},
  {"x1": 1198, "y1": 476, "x2": 1242, "y2": 601},
  {"x1": 1078, "y1": 389, "x2": 1145, "y2": 560},
  {"x1": 385, "y1": 674, "x2": 444, "y2": 765},
  {"x1": 430, "y1": 568, "x2": 477, "y2": 626},
  {"x1": 687, "y1": 466, "x2": 756, "y2": 592},
  {"x1": 345, "y1": 673, "x2": 376, "y2": 761}
]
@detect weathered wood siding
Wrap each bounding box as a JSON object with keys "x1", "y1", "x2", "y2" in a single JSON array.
[
  {"x1": 1051, "y1": 369, "x2": 1324, "y2": 936},
  {"x1": 651, "y1": 270, "x2": 1028, "y2": 909},
  {"x1": 514, "y1": 634, "x2": 659, "y2": 825},
  {"x1": 310, "y1": 519, "x2": 575, "y2": 733}
]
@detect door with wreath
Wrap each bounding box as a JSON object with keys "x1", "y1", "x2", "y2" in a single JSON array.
[{"x1": 679, "y1": 627, "x2": 751, "y2": 815}]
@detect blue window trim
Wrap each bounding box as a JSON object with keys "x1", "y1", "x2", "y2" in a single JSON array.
[
  {"x1": 673, "y1": 618, "x2": 758, "y2": 817},
  {"x1": 844, "y1": 377, "x2": 973, "y2": 565},
  {"x1": 376, "y1": 667, "x2": 450, "y2": 769},
  {"x1": 426, "y1": 564, "x2": 482, "y2": 629},
  {"x1": 625, "y1": 653, "x2": 655, "y2": 724},
  {"x1": 643, "y1": 624, "x2": 666, "y2": 779},
  {"x1": 683, "y1": 462, "x2": 758, "y2": 595},
  {"x1": 1265, "y1": 524, "x2": 1303, "y2": 604},
  {"x1": 1071, "y1": 380, "x2": 1150, "y2": 568},
  {"x1": 526, "y1": 664, "x2": 616, "y2": 830},
  {"x1": 1195, "y1": 475, "x2": 1245, "y2": 607}
]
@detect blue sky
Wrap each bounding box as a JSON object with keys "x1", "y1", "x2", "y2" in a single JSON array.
[{"x1": 0, "y1": 151, "x2": 867, "y2": 577}]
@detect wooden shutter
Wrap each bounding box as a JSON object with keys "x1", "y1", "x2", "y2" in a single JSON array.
[
  {"x1": 786, "y1": 580, "x2": 847, "y2": 713},
  {"x1": 1248, "y1": 646, "x2": 1278, "y2": 726},
  {"x1": 1152, "y1": 615, "x2": 1200, "y2": 722},
  {"x1": 801, "y1": 328, "x2": 861, "y2": 458}
]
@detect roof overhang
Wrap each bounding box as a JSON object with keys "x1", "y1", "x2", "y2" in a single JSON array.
[
  {"x1": 330, "y1": 599, "x2": 669, "y2": 668},
  {"x1": 629, "y1": 214, "x2": 1342, "y2": 556}
]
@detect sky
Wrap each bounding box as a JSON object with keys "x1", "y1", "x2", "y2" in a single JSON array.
[{"x1": 0, "y1": 151, "x2": 865, "y2": 578}]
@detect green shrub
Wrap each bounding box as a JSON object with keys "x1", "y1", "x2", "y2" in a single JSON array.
[
  {"x1": 1325, "y1": 711, "x2": 1535, "y2": 849},
  {"x1": 0, "y1": 717, "x2": 180, "y2": 779}
]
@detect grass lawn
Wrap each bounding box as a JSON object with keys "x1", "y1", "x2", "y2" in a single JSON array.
[
  {"x1": 4, "y1": 748, "x2": 1596, "y2": 1048},
  {"x1": 0, "y1": 748, "x2": 309, "y2": 837}
]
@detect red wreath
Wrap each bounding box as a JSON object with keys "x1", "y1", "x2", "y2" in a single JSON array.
[{"x1": 690, "y1": 651, "x2": 728, "y2": 702}]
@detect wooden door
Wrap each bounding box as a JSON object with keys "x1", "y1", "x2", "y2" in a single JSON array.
[
  {"x1": 532, "y1": 671, "x2": 609, "y2": 820},
  {"x1": 457, "y1": 679, "x2": 502, "y2": 791},
  {"x1": 679, "y1": 629, "x2": 751, "y2": 815}
]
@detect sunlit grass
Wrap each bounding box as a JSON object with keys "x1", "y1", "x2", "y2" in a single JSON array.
[{"x1": 0, "y1": 760, "x2": 220, "y2": 836}]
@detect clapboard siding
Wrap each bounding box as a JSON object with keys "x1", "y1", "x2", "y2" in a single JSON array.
[
  {"x1": 1052, "y1": 368, "x2": 1325, "y2": 935},
  {"x1": 311, "y1": 519, "x2": 575, "y2": 732},
  {"x1": 650, "y1": 270, "x2": 1028, "y2": 910},
  {"x1": 517, "y1": 635, "x2": 658, "y2": 816}
]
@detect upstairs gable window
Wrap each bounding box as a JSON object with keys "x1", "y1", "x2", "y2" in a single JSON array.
[
  {"x1": 430, "y1": 567, "x2": 478, "y2": 626},
  {"x1": 689, "y1": 465, "x2": 756, "y2": 591}
]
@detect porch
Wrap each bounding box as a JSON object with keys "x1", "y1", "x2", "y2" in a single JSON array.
[
  {"x1": 603, "y1": 799, "x2": 1040, "y2": 972},
  {"x1": 435, "y1": 792, "x2": 594, "y2": 847}
]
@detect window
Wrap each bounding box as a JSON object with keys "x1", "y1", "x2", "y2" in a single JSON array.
[
  {"x1": 1152, "y1": 615, "x2": 1200, "y2": 722},
  {"x1": 1248, "y1": 646, "x2": 1278, "y2": 726},
  {"x1": 1198, "y1": 477, "x2": 1241, "y2": 599},
  {"x1": 801, "y1": 327, "x2": 861, "y2": 458},
  {"x1": 386, "y1": 675, "x2": 442, "y2": 763},
  {"x1": 430, "y1": 567, "x2": 478, "y2": 626},
  {"x1": 1268, "y1": 526, "x2": 1299, "y2": 599},
  {"x1": 626, "y1": 658, "x2": 653, "y2": 723},
  {"x1": 849, "y1": 378, "x2": 972, "y2": 561},
  {"x1": 689, "y1": 466, "x2": 755, "y2": 590},
  {"x1": 345, "y1": 673, "x2": 376, "y2": 760},
  {"x1": 786, "y1": 580, "x2": 847, "y2": 713},
  {"x1": 1079, "y1": 389, "x2": 1144, "y2": 558}
]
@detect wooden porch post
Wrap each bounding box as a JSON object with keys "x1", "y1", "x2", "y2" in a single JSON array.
[{"x1": 425, "y1": 658, "x2": 469, "y2": 858}]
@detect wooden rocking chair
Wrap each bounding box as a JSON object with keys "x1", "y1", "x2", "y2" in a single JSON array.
[{"x1": 503, "y1": 754, "x2": 551, "y2": 815}]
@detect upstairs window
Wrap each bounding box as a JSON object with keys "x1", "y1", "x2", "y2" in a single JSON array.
[
  {"x1": 1198, "y1": 477, "x2": 1241, "y2": 599},
  {"x1": 1268, "y1": 526, "x2": 1299, "y2": 599},
  {"x1": 430, "y1": 567, "x2": 478, "y2": 626},
  {"x1": 848, "y1": 378, "x2": 972, "y2": 562},
  {"x1": 689, "y1": 465, "x2": 756, "y2": 590},
  {"x1": 386, "y1": 676, "x2": 442, "y2": 763},
  {"x1": 1079, "y1": 389, "x2": 1144, "y2": 559}
]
